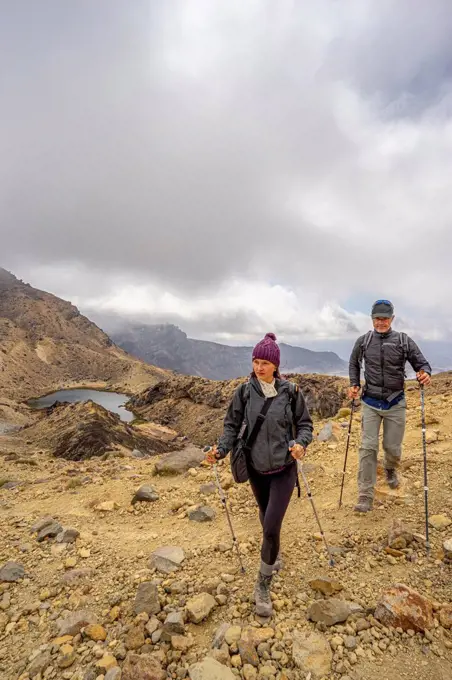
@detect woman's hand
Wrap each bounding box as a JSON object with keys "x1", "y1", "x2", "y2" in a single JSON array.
[
  {"x1": 205, "y1": 445, "x2": 220, "y2": 465},
  {"x1": 289, "y1": 442, "x2": 306, "y2": 461}
]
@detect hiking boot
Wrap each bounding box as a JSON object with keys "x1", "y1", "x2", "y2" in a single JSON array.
[
  {"x1": 385, "y1": 468, "x2": 400, "y2": 489},
  {"x1": 254, "y1": 571, "x2": 273, "y2": 617},
  {"x1": 354, "y1": 496, "x2": 373, "y2": 513},
  {"x1": 273, "y1": 552, "x2": 283, "y2": 573}
]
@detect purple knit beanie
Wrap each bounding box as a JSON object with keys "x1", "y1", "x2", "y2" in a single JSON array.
[{"x1": 252, "y1": 332, "x2": 280, "y2": 367}]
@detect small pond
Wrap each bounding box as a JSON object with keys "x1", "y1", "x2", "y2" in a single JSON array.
[{"x1": 28, "y1": 389, "x2": 134, "y2": 423}]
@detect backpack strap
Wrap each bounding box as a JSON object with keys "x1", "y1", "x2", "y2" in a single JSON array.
[
  {"x1": 359, "y1": 330, "x2": 373, "y2": 368},
  {"x1": 399, "y1": 332, "x2": 409, "y2": 378},
  {"x1": 289, "y1": 382, "x2": 299, "y2": 438},
  {"x1": 399, "y1": 332, "x2": 409, "y2": 362}
]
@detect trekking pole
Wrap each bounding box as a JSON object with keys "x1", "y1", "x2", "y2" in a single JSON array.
[
  {"x1": 291, "y1": 442, "x2": 335, "y2": 567},
  {"x1": 420, "y1": 385, "x2": 430, "y2": 554},
  {"x1": 338, "y1": 400, "x2": 356, "y2": 509},
  {"x1": 203, "y1": 447, "x2": 246, "y2": 573}
]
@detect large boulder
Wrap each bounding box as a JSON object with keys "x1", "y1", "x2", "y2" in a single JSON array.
[
  {"x1": 122, "y1": 653, "x2": 166, "y2": 680},
  {"x1": 292, "y1": 630, "x2": 333, "y2": 679},
  {"x1": 155, "y1": 446, "x2": 205, "y2": 475},
  {"x1": 307, "y1": 599, "x2": 362, "y2": 626},
  {"x1": 374, "y1": 584, "x2": 433, "y2": 632},
  {"x1": 189, "y1": 657, "x2": 236, "y2": 680}
]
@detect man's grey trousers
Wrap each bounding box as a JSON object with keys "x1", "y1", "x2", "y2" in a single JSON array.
[{"x1": 358, "y1": 398, "x2": 406, "y2": 499}]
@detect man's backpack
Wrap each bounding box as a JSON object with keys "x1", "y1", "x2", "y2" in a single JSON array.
[{"x1": 359, "y1": 330, "x2": 409, "y2": 375}]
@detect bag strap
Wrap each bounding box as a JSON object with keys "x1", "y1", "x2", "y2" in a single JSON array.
[
  {"x1": 242, "y1": 397, "x2": 274, "y2": 454},
  {"x1": 359, "y1": 330, "x2": 373, "y2": 368},
  {"x1": 289, "y1": 383, "x2": 302, "y2": 498}
]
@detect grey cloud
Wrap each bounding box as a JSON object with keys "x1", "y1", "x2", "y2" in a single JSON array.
[{"x1": 1, "y1": 1, "x2": 452, "y2": 332}]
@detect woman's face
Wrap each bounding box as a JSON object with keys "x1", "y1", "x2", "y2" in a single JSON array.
[{"x1": 253, "y1": 358, "x2": 276, "y2": 383}]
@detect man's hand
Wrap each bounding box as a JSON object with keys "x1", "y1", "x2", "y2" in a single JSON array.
[
  {"x1": 417, "y1": 371, "x2": 431, "y2": 387},
  {"x1": 348, "y1": 385, "x2": 360, "y2": 400},
  {"x1": 205, "y1": 445, "x2": 220, "y2": 465},
  {"x1": 289, "y1": 443, "x2": 306, "y2": 461}
]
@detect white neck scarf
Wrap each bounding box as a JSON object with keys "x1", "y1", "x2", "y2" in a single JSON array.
[{"x1": 258, "y1": 378, "x2": 278, "y2": 398}]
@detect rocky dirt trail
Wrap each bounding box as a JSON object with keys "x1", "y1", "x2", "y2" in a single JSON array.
[{"x1": 1, "y1": 378, "x2": 452, "y2": 680}]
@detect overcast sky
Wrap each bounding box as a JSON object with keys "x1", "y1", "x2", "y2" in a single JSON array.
[{"x1": 2, "y1": 1, "x2": 452, "y2": 350}]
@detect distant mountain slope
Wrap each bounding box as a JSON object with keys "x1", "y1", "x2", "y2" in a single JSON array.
[
  {"x1": 0, "y1": 268, "x2": 166, "y2": 400},
  {"x1": 110, "y1": 323, "x2": 348, "y2": 380}
]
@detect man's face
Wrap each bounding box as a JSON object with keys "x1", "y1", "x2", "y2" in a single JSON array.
[{"x1": 372, "y1": 316, "x2": 394, "y2": 333}]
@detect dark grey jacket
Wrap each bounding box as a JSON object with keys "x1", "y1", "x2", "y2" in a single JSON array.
[
  {"x1": 217, "y1": 376, "x2": 313, "y2": 473},
  {"x1": 349, "y1": 329, "x2": 431, "y2": 401}
]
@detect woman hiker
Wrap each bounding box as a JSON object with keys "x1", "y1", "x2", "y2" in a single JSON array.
[{"x1": 205, "y1": 332, "x2": 313, "y2": 617}]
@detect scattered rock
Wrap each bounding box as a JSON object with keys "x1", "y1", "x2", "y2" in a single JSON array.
[
  {"x1": 307, "y1": 599, "x2": 361, "y2": 626},
  {"x1": 132, "y1": 484, "x2": 159, "y2": 504},
  {"x1": 37, "y1": 520, "x2": 63, "y2": 541},
  {"x1": 58, "y1": 644, "x2": 76, "y2": 669},
  {"x1": 56, "y1": 527, "x2": 80, "y2": 543},
  {"x1": 31, "y1": 516, "x2": 55, "y2": 533},
  {"x1": 163, "y1": 611, "x2": 185, "y2": 636},
  {"x1": 96, "y1": 654, "x2": 119, "y2": 671},
  {"x1": 189, "y1": 657, "x2": 236, "y2": 679},
  {"x1": 28, "y1": 651, "x2": 52, "y2": 677},
  {"x1": 84, "y1": 624, "x2": 107, "y2": 641},
  {"x1": 125, "y1": 624, "x2": 145, "y2": 650},
  {"x1": 317, "y1": 422, "x2": 337, "y2": 442},
  {"x1": 57, "y1": 610, "x2": 98, "y2": 636},
  {"x1": 95, "y1": 501, "x2": 119, "y2": 512},
  {"x1": 388, "y1": 518, "x2": 413, "y2": 550},
  {"x1": 200, "y1": 483, "x2": 216, "y2": 495},
  {"x1": 155, "y1": 446, "x2": 205, "y2": 475},
  {"x1": 188, "y1": 505, "x2": 216, "y2": 522},
  {"x1": 134, "y1": 581, "x2": 161, "y2": 616},
  {"x1": 186, "y1": 593, "x2": 217, "y2": 623},
  {"x1": 443, "y1": 537, "x2": 452, "y2": 562},
  {"x1": 131, "y1": 448, "x2": 148, "y2": 459},
  {"x1": 171, "y1": 634, "x2": 193, "y2": 651},
  {"x1": 308, "y1": 576, "x2": 344, "y2": 596},
  {"x1": 439, "y1": 606, "x2": 452, "y2": 629},
  {"x1": 0, "y1": 561, "x2": 25, "y2": 582},
  {"x1": 425, "y1": 430, "x2": 439, "y2": 444},
  {"x1": 292, "y1": 630, "x2": 333, "y2": 679},
  {"x1": 429, "y1": 515, "x2": 451, "y2": 531},
  {"x1": 224, "y1": 625, "x2": 242, "y2": 645},
  {"x1": 374, "y1": 584, "x2": 433, "y2": 632},
  {"x1": 122, "y1": 652, "x2": 166, "y2": 680},
  {"x1": 150, "y1": 546, "x2": 185, "y2": 574},
  {"x1": 104, "y1": 669, "x2": 122, "y2": 680},
  {"x1": 62, "y1": 568, "x2": 93, "y2": 584},
  {"x1": 212, "y1": 622, "x2": 230, "y2": 649},
  {"x1": 238, "y1": 637, "x2": 259, "y2": 667}
]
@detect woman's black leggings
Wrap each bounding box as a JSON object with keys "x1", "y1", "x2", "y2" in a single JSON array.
[{"x1": 248, "y1": 463, "x2": 297, "y2": 566}]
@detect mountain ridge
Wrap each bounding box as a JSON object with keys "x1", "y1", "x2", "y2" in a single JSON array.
[
  {"x1": 110, "y1": 322, "x2": 348, "y2": 380},
  {"x1": 0, "y1": 267, "x2": 166, "y2": 402}
]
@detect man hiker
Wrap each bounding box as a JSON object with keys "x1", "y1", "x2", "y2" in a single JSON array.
[{"x1": 348, "y1": 299, "x2": 432, "y2": 512}]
